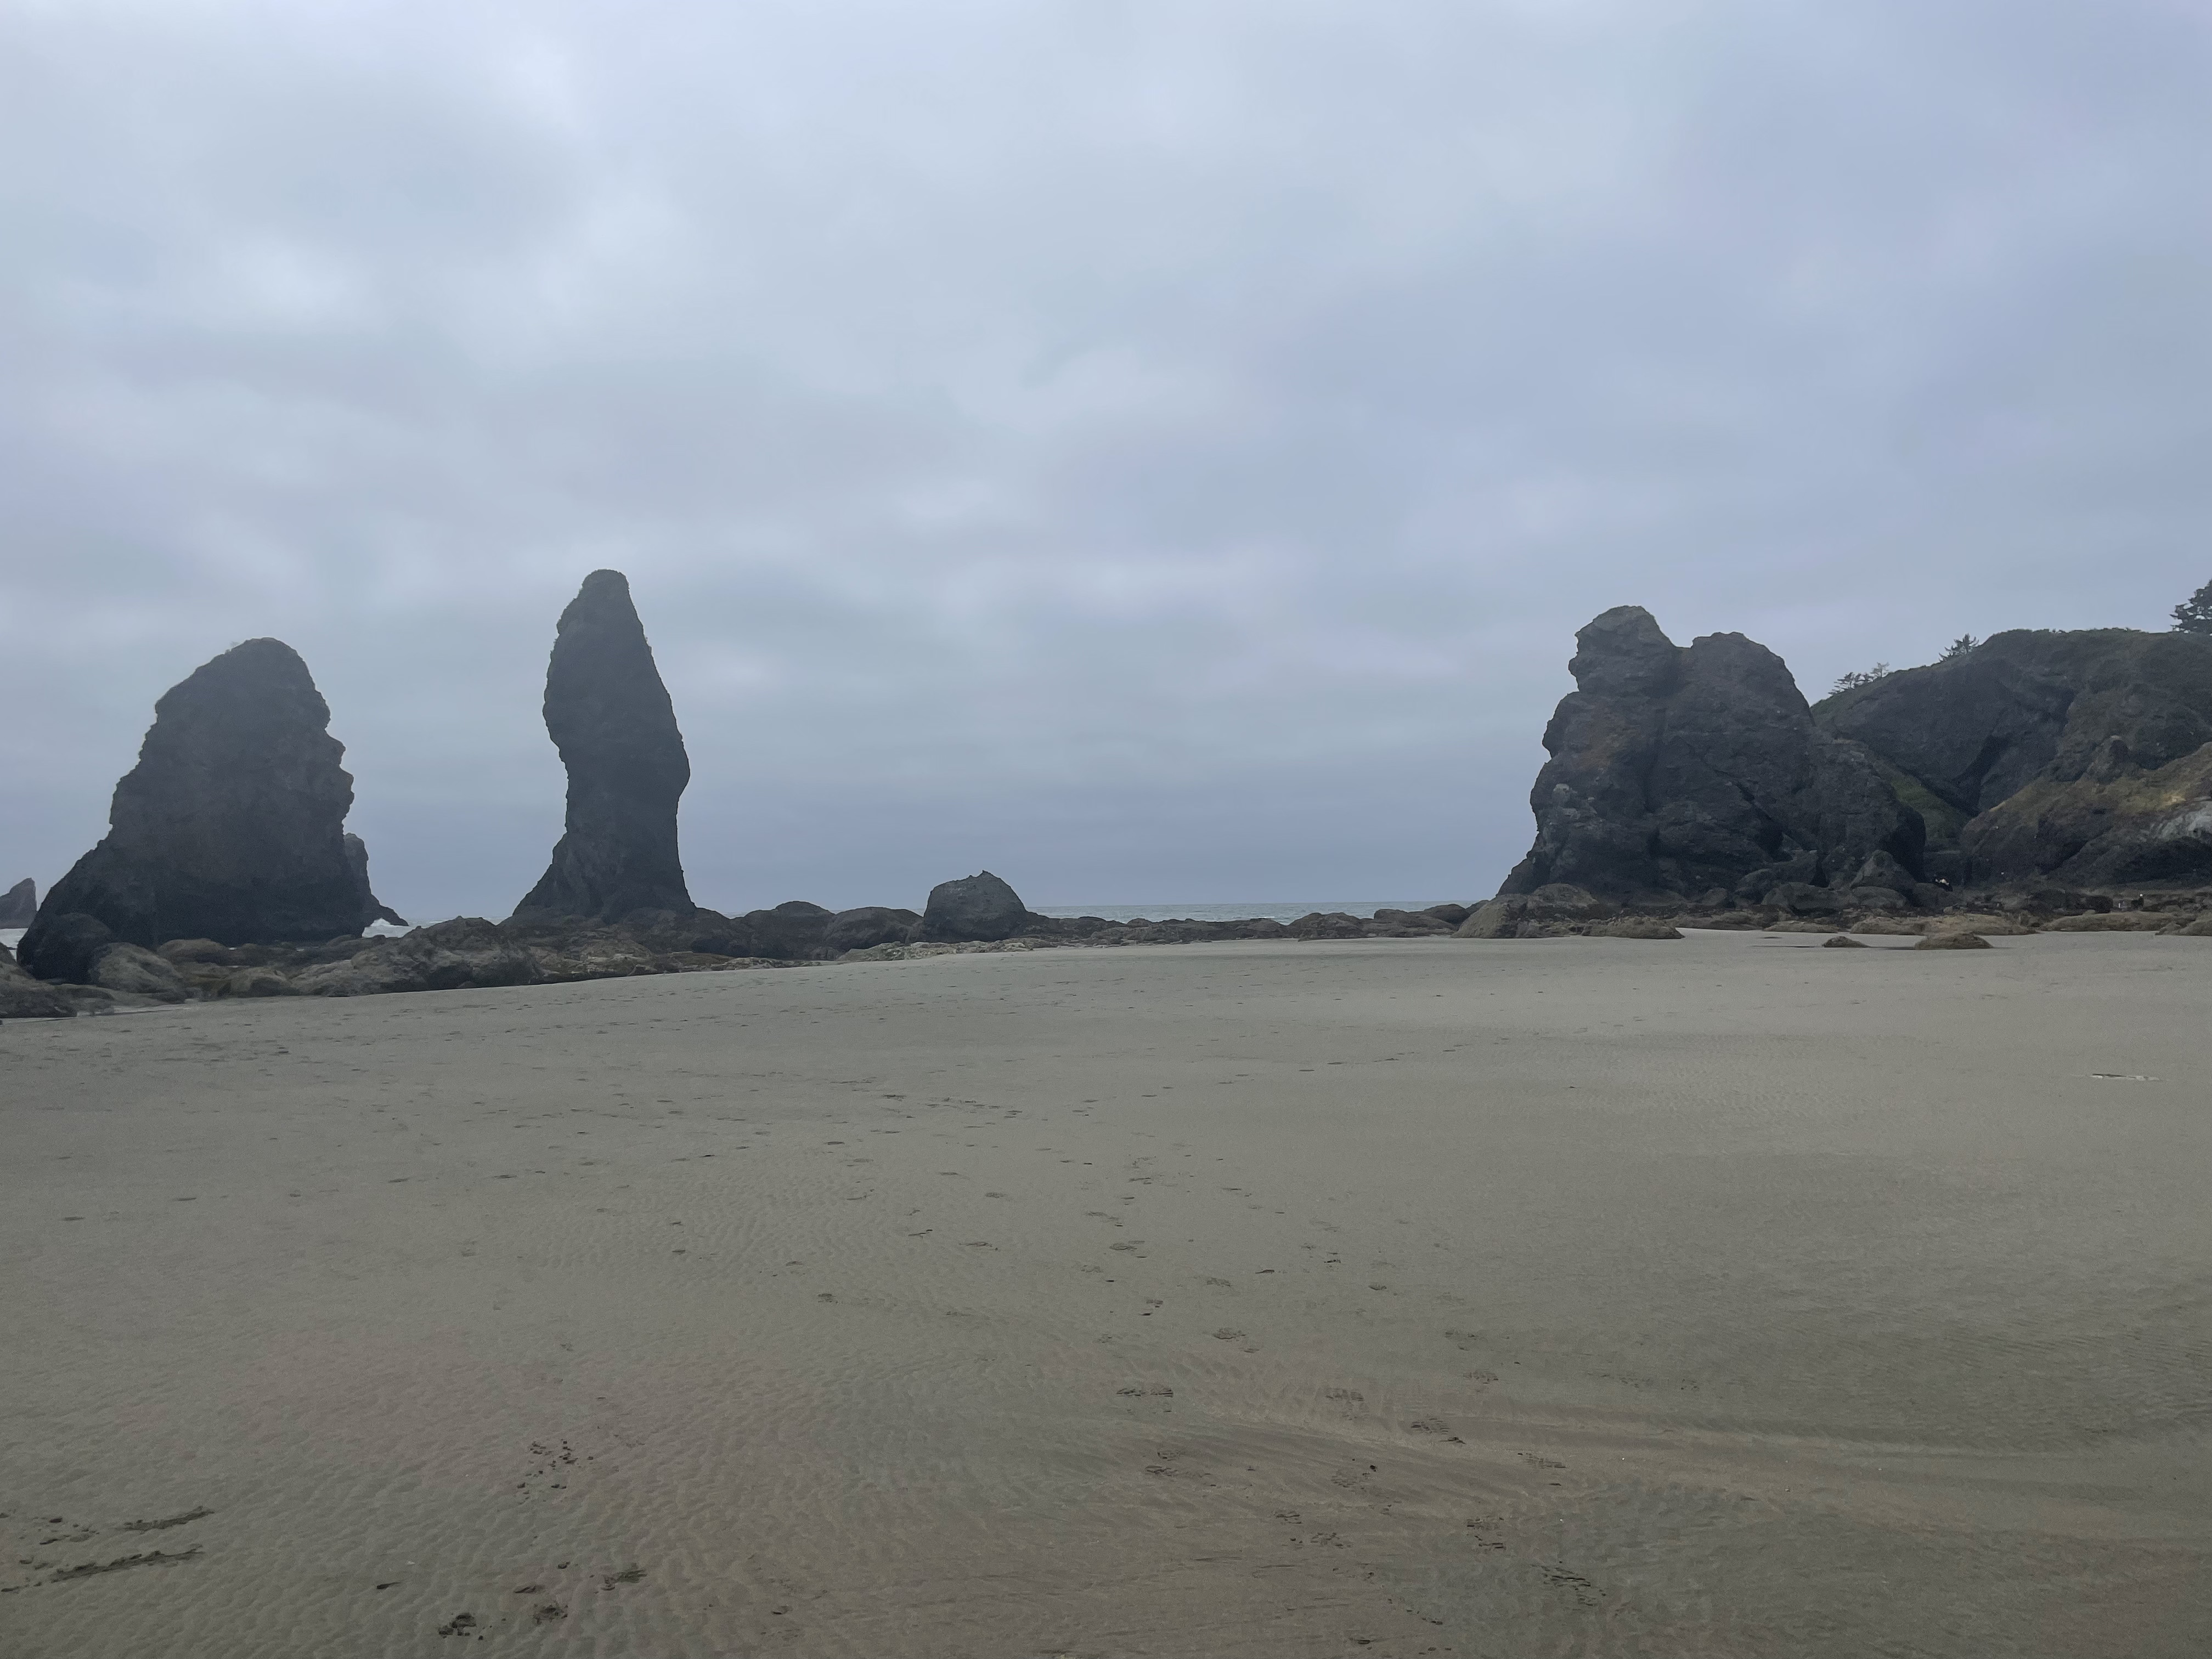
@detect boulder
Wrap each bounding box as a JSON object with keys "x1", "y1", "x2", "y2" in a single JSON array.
[
  {"x1": 825, "y1": 906, "x2": 922, "y2": 953},
  {"x1": 0, "y1": 878, "x2": 35, "y2": 927},
  {"x1": 1454, "y1": 885, "x2": 1615, "y2": 939},
  {"x1": 0, "y1": 957, "x2": 76, "y2": 1019},
  {"x1": 1593, "y1": 916, "x2": 1683, "y2": 939},
  {"x1": 2175, "y1": 916, "x2": 2212, "y2": 937},
  {"x1": 294, "y1": 917, "x2": 543, "y2": 997},
  {"x1": 157, "y1": 938, "x2": 234, "y2": 964},
  {"x1": 2039, "y1": 912, "x2": 2175, "y2": 932},
  {"x1": 1498, "y1": 607, "x2": 1922, "y2": 906},
  {"x1": 743, "y1": 901, "x2": 835, "y2": 959},
  {"x1": 512, "y1": 571, "x2": 695, "y2": 923},
  {"x1": 1850, "y1": 850, "x2": 1917, "y2": 894},
  {"x1": 919, "y1": 872, "x2": 1029, "y2": 943},
  {"x1": 21, "y1": 911, "x2": 114, "y2": 983},
  {"x1": 1915, "y1": 932, "x2": 1992, "y2": 950},
  {"x1": 1820, "y1": 935, "x2": 1867, "y2": 949},
  {"x1": 1421, "y1": 903, "x2": 1472, "y2": 926},
  {"x1": 1454, "y1": 900, "x2": 1517, "y2": 938},
  {"x1": 88, "y1": 943, "x2": 190, "y2": 1003},
  {"x1": 1289, "y1": 912, "x2": 1367, "y2": 940},
  {"x1": 1769, "y1": 882, "x2": 1845, "y2": 917},
  {"x1": 670, "y1": 910, "x2": 761, "y2": 957}
]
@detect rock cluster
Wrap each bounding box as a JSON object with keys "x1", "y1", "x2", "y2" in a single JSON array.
[
  {"x1": 1816, "y1": 628, "x2": 2212, "y2": 888},
  {"x1": 1502, "y1": 607, "x2": 1925, "y2": 909},
  {"x1": 19, "y1": 638, "x2": 399, "y2": 979},
  {"x1": 1500, "y1": 606, "x2": 2212, "y2": 914},
  {"x1": 513, "y1": 571, "x2": 695, "y2": 923}
]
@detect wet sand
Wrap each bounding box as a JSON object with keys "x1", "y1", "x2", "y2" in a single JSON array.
[{"x1": 2, "y1": 932, "x2": 2207, "y2": 1657}]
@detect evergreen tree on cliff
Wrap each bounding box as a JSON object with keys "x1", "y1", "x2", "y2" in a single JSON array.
[
  {"x1": 512, "y1": 570, "x2": 695, "y2": 923},
  {"x1": 2171, "y1": 578, "x2": 2212, "y2": 635}
]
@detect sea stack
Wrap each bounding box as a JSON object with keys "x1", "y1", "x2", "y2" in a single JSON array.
[
  {"x1": 512, "y1": 570, "x2": 695, "y2": 923},
  {"x1": 0, "y1": 878, "x2": 34, "y2": 927},
  {"x1": 1500, "y1": 606, "x2": 1922, "y2": 906},
  {"x1": 18, "y1": 638, "x2": 397, "y2": 972}
]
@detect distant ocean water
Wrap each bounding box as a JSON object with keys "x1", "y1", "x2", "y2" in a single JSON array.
[{"x1": 1030, "y1": 901, "x2": 1454, "y2": 925}]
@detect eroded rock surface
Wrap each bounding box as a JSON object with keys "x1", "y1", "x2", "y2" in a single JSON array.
[
  {"x1": 0, "y1": 879, "x2": 34, "y2": 927},
  {"x1": 1817, "y1": 630, "x2": 2212, "y2": 887},
  {"x1": 19, "y1": 639, "x2": 395, "y2": 974},
  {"x1": 1502, "y1": 608, "x2": 1921, "y2": 905},
  {"x1": 0, "y1": 955, "x2": 76, "y2": 1019},
  {"x1": 512, "y1": 571, "x2": 694, "y2": 923}
]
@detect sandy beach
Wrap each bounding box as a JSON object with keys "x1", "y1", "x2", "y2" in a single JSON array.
[{"x1": 2, "y1": 932, "x2": 2207, "y2": 1657}]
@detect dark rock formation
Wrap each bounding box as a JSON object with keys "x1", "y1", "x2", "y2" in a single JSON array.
[
  {"x1": 19, "y1": 639, "x2": 396, "y2": 975},
  {"x1": 826, "y1": 906, "x2": 922, "y2": 953},
  {"x1": 742, "y1": 901, "x2": 834, "y2": 960},
  {"x1": 670, "y1": 910, "x2": 761, "y2": 957},
  {"x1": 1501, "y1": 608, "x2": 1923, "y2": 905},
  {"x1": 87, "y1": 943, "x2": 189, "y2": 1003},
  {"x1": 1816, "y1": 629, "x2": 2212, "y2": 888},
  {"x1": 23, "y1": 912, "x2": 114, "y2": 983},
  {"x1": 919, "y1": 872, "x2": 1028, "y2": 942},
  {"x1": 345, "y1": 835, "x2": 408, "y2": 928},
  {"x1": 0, "y1": 878, "x2": 34, "y2": 927},
  {"x1": 1594, "y1": 916, "x2": 1683, "y2": 940},
  {"x1": 1457, "y1": 884, "x2": 1618, "y2": 939},
  {"x1": 512, "y1": 571, "x2": 694, "y2": 923},
  {"x1": 293, "y1": 918, "x2": 545, "y2": 997},
  {"x1": 1916, "y1": 931, "x2": 1991, "y2": 950}
]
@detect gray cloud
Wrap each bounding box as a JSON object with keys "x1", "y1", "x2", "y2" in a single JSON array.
[{"x1": 4, "y1": 0, "x2": 2207, "y2": 918}]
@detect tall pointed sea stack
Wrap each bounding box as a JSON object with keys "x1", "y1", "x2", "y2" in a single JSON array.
[
  {"x1": 512, "y1": 570, "x2": 695, "y2": 923},
  {"x1": 19, "y1": 638, "x2": 397, "y2": 969}
]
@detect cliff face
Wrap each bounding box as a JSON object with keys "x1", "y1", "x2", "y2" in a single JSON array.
[
  {"x1": 20, "y1": 638, "x2": 394, "y2": 967},
  {"x1": 1502, "y1": 607, "x2": 1922, "y2": 904},
  {"x1": 1815, "y1": 629, "x2": 2212, "y2": 888}
]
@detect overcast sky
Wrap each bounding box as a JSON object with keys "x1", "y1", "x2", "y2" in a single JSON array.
[{"x1": 4, "y1": 1, "x2": 2206, "y2": 919}]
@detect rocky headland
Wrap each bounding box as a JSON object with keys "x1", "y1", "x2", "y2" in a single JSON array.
[{"x1": 1464, "y1": 605, "x2": 2212, "y2": 941}]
